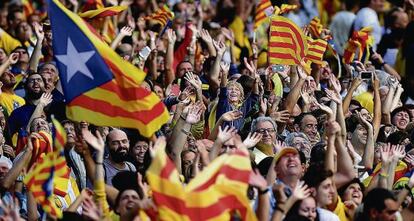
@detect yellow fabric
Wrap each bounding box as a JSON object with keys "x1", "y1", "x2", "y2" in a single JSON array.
[
  {"x1": 354, "y1": 92, "x2": 373, "y2": 114},
  {"x1": 0, "y1": 92, "x2": 25, "y2": 116},
  {"x1": 332, "y1": 196, "x2": 351, "y2": 221},
  {"x1": 229, "y1": 16, "x2": 252, "y2": 59},
  {"x1": 0, "y1": 30, "x2": 22, "y2": 54},
  {"x1": 94, "y1": 179, "x2": 111, "y2": 218},
  {"x1": 272, "y1": 73, "x2": 283, "y2": 97},
  {"x1": 394, "y1": 49, "x2": 405, "y2": 78},
  {"x1": 208, "y1": 100, "x2": 218, "y2": 133}
]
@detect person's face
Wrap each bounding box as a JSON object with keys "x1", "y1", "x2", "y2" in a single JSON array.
[
  {"x1": 276, "y1": 153, "x2": 301, "y2": 178},
  {"x1": 392, "y1": 111, "x2": 410, "y2": 130},
  {"x1": 298, "y1": 197, "x2": 317, "y2": 221},
  {"x1": 0, "y1": 49, "x2": 6, "y2": 64},
  {"x1": 352, "y1": 124, "x2": 368, "y2": 145},
  {"x1": 227, "y1": 84, "x2": 242, "y2": 104},
  {"x1": 319, "y1": 66, "x2": 331, "y2": 80},
  {"x1": 40, "y1": 64, "x2": 58, "y2": 91},
  {"x1": 156, "y1": 55, "x2": 165, "y2": 71},
  {"x1": 9, "y1": 12, "x2": 24, "y2": 28},
  {"x1": 63, "y1": 122, "x2": 76, "y2": 143},
  {"x1": 31, "y1": 118, "x2": 50, "y2": 133},
  {"x1": 371, "y1": 199, "x2": 398, "y2": 221},
  {"x1": 116, "y1": 190, "x2": 140, "y2": 215},
  {"x1": 371, "y1": 0, "x2": 385, "y2": 13},
  {"x1": 300, "y1": 115, "x2": 318, "y2": 142},
  {"x1": 0, "y1": 163, "x2": 9, "y2": 180},
  {"x1": 14, "y1": 48, "x2": 29, "y2": 63},
  {"x1": 16, "y1": 21, "x2": 32, "y2": 41},
  {"x1": 360, "y1": 108, "x2": 373, "y2": 122},
  {"x1": 0, "y1": 71, "x2": 16, "y2": 87},
  {"x1": 154, "y1": 85, "x2": 164, "y2": 99},
  {"x1": 177, "y1": 62, "x2": 193, "y2": 78},
  {"x1": 182, "y1": 151, "x2": 196, "y2": 169},
  {"x1": 292, "y1": 136, "x2": 311, "y2": 158},
  {"x1": 107, "y1": 130, "x2": 130, "y2": 162},
  {"x1": 255, "y1": 121, "x2": 276, "y2": 146},
  {"x1": 221, "y1": 137, "x2": 237, "y2": 154},
  {"x1": 315, "y1": 177, "x2": 335, "y2": 207},
  {"x1": 342, "y1": 183, "x2": 363, "y2": 205},
  {"x1": 131, "y1": 141, "x2": 149, "y2": 164},
  {"x1": 393, "y1": 11, "x2": 409, "y2": 29},
  {"x1": 0, "y1": 112, "x2": 5, "y2": 130},
  {"x1": 27, "y1": 74, "x2": 45, "y2": 95}
]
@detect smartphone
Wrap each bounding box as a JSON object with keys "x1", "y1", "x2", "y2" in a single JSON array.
[
  {"x1": 272, "y1": 64, "x2": 285, "y2": 73},
  {"x1": 360, "y1": 71, "x2": 372, "y2": 80},
  {"x1": 139, "y1": 46, "x2": 151, "y2": 61}
]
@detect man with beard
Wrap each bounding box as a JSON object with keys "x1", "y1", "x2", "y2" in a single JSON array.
[{"x1": 104, "y1": 129, "x2": 136, "y2": 186}]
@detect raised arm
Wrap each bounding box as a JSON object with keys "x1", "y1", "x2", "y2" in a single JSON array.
[
  {"x1": 208, "y1": 40, "x2": 226, "y2": 91},
  {"x1": 209, "y1": 126, "x2": 237, "y2": 161},
  {"x1": 28, "y1": 22, "x2": 45, "y2": 72},
  {"x1": 165, "y1": 29, "x2": 177, "y2": 85},
  {"x1": 333, "y1": 123, "x2": 356, "y2": 189},
  {"x1": 26, "y1": 93, "x2": 53, "y2": 132},
  {"x1": 342, "y1": 77, "x2": 363, "y2": 114},
  {"x1": 372, "y1": 74, "x2": 382, "y2": 140},
  {"x1": 358, "y1": 112, "x2": 375, "y2": 171},
  {"x1": 285, "y1": 65, "x2": 307, "y2": 114},
  {"x1": 0, "y1": 53, "x2": 19, "y2": 77},
  {"x1": 110, "y1": 26, "x2": 133, "y2": 49}
]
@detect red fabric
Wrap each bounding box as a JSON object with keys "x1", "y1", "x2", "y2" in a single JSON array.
[{"x1": 172, "y1": 23, "x2": 193, "y2": 73}]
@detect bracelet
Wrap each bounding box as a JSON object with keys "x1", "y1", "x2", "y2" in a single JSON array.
[
  {"x1": 96, "y1": 162, "x2": 103, "y2": 165},
  {"x1": 258, "y1": 188, "x2": 269, "y2": 195},
  {"x1": 379, "y1": 173, "x2": 389, "y2": 178}
]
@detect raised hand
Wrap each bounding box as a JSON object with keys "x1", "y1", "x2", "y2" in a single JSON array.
[
  {"x1": 185, "y1": 101, "x2": 204, "y2": 124},
  {"x1": 149, "y1": 136, "x2": 166, "y2": 158},
  {"x1": 217, "y1": 125, "x2": 237, "y2": 144},
  {"x1": 325, "y1": 89, "x2": 342, "y2": 104},
  {"x1": 166, "y1": 29, "x2": 177, "y2": 43},
  {"x1": 178, "y1": 86, "x2": 192, "y2": 103},
  {"x1": 243, "y1": 132, "x2": 263, "y2": 149},
  {"x1": 221, "y1": 28, "x2": 234, "y2": 43},
  {"x1": 32, "y1": 22, "x2": 44, "y2": 41},
  {"x1": 220, "y1": 110, "x2": 243, "y2": 122},
  {"x1": 220, "y1": 62, "x2": 230, "y2": 74},
  {"x1": 292, "y1": 181, "x2": 311, "y2": 200},
  {"x1": 380, "y1": 143, "x2": 393, "y2": 166},
  {"x1": 8, "y1": 52, "x2": 19, "y2": 64},
  {"x1": 213, "y1": 40, "x2": 226, "y2": 57},
  {"x1": 315, "y1": 102, "x2": 334, "y2": 120},
  {"x1": 243, "y1": 57, "x2": 256, "y2": 77},
  {"x1": 120, "y1": 26, "x2": 133, "y2": 37},
  {"x1": 184, "y1": 72, "x2": 202, "y2": 90},
  {"x1": 329, "y1": 74, "x2": 341, "y2": 94},
  {"x1": 82, "y1": 129, "x2": 104, "y2": 152},
  {"x1": 357, "y1": 111, "x2": 373, "y2": 129},
  {"x1": 297, "y1": 64, "x2": 308, "y2": 79},
  {"x1": 325, "y1": 120, "x2": 341, "y2": 136},
  {"x1": 82, "y1": 197, "x2": 102, "y2": 221},
  {"x1": 270, "y1": 110, "x2": 290, "y2": 123},
  {"x1": 39, "y1": 92, "x2": 53, "y2": 106},
  {"x1": 259, "y1": 97, "x2": 268, "y2": 115},
  {"x1": 137, "y1": 173, "x2": 149, "y2": 198},
  {"x1": 199, "y1": 29, "x2": 213, "y2": 44},
  {"x1": 392, "y1": 144, "x2": 405, "y2": 160},
  {"x1": 273, "y1": 140, "x2": 286, "y2": 154},
  {"x1": 248, "y1": 169, "x2": 268, "y2": 191}
]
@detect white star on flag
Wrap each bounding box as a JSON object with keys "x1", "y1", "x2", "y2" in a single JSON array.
[{"x1": 56, "y1": 38, "x2": 95, "y2": 83}]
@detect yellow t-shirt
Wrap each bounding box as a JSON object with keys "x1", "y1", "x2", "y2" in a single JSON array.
[
  {"x1": 229, "y1": 16, "x2": 252, "y2": 60},
  {"x1": 331, "y1": 196, "x2": 351, "y2": 221},
  {"x1": 0, "y1": 29, "x2": 22, "y2": 55},
  {"x1": 0, "y1": 92, "x2": 25, "y2": 116}
]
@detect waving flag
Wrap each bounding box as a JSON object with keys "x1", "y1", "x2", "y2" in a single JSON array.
[
  {"x1": 343, "y1": 27, "x2": 374, "y2": 64},
  {"x1": 48, "y1": 0, "x2": 169, "y2": 137},
  {"x1": 268, "y1": 15, "x2": 308, "y2": 66},
  {"x1": 144, "y1": 5, "x2": 174, "y2": 27},
  {"x1": 147, "y1": 147, "x2": 257, "y2": 220},
  {"x1": 305, "y1": 37, "x2": 327, "y2": 65},
  {"x1": 254, "y1": 0, "x2": 273, "y2": 30},
  {"x1": 78, "y1": 6, "x2": 127, "y2": 19},
  {"x1": 24, "y1": 122, "x2": 71, "y2": 219},
  {"x1": 22, "y1": 0, "x2": 35, "y2": 17},
  {"x1": 309, "y1": 17, "x2": 323, "y2": 38}
]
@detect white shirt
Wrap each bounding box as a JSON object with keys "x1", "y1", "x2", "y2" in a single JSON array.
[
  {"x1": 317, "y1": 207, "x2": 340, "y2": 221},
  {"x1": 329, "y1": 11, "x2": 356, "y2": 55}
]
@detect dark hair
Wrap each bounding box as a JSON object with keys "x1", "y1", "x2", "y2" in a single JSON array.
[
  {"x1": 112, "y1": 171, "x2": 143, "y2": 198},
  {"x1": 303, "y1": 165, "x2": 333, "y2": 188},
  {"x1": 391, "y1": 106, "x2": 413, "y2": 122},
  {"x1": 359, "y1": 0, "x2": 371, "y2": 8},
  {"x1": 346, "y1": 114, "x2": 360, "y2": 133},
  {"x1": 385, "y1": 7, "x2": 404, "y2": 29},
  {"x1": 360, "y1": 188, "x2": 396, "y2": 221},
  {"x1": 402, "y1": 22, "x2": 414, "y2": 58},
  {"x1": 345, "y1": 0, "x2": 359, "y2": 10},
  {"x1": 284, "y1": 198, "x2": 319, "y2": 221},
  {"x1": 309, "y1": 142, "x2": 326, "y2": 167},
  {"x1": 377, "y1": 124, "x2": 394, "y2": 143},
  {"x1": 294, "y1": 112, "x2": 316, "y2": 126},
  {"x1": 386, "y1": 131, "x2": 409, "y2": 145},
  {"x1": 257, "y1": 156, "x2": 274, "y2": 177},
  {"x1": 236, "y1": 75, "x2": 254, "y2": 97},
  {"x1": 337, "y1": 178, "x2": 365, "y2": 199}
]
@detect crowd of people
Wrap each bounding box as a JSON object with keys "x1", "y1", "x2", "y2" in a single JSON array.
[{"x1": 1, "y1": 0, "x2": 414, "y2": 220}]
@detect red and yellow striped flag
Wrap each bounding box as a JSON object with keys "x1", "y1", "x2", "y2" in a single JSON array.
[
  {"x1": 254, "y1": 0, "x2": 273, "y2": 30},
  {"x1": 147, "y1": 147, "x2": 257, "y2": 220},
  {"x1": 273, "y1": 4, "x2": 298, "y2": 15},
  {"x1": 24, "y1": 124, "x2": 71, "y2": 219},
  {"x1": 268, "y1": 15, "x2": 308, "y2": 66},
  {"x1": 342, "y1": 27, "x2": 374, "y2": 64},
  {"x1": 49, "y1": 0, "x2": 169, "y2": 137},
  {"x1": 78, "y1": 5, "x2": 127, "y2": 19},
  {"x1": 145, "y1": 5, "x2": 174, "y2": 27},
  {"x1": 309, "y1": 17, "x2": 323, "y2": 38},
  {"x1": 22, "y1": 0, "x2": 35, "y2": 17},
  {"x1": 305, "y1": 37, "x2": 327, "y2": 65}
]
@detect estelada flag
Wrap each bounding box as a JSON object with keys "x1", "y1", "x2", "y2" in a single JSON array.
[
  {"x1": 48, "y1": 0, "x2": 169, "y2": 137},
  {"x1": 147, "y1": 146, "x2": 257, "y2": 220},
  {"x1": 268, "y1": 15, "x2": 308, "y2": 66}
]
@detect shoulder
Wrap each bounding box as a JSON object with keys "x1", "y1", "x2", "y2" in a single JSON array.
[{"x1": 317, "y1": 207, "x2": 340, "y2": 221}]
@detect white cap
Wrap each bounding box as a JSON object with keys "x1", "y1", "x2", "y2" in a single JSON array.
[{"x1": 0, "y1": 156, "x2": 12, "y2": 169}]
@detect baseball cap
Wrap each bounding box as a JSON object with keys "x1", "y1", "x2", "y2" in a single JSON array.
[{"x1": 274, "y1": 147, "x2": 298, "y2": 164}]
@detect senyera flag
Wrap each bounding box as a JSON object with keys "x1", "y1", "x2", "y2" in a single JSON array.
[
  {"x1": 268, "y1": 15, "x2": 308, "y2": 66},
  {"x1": 47, "y1": 0, "x2": 169, "y2": 137}
]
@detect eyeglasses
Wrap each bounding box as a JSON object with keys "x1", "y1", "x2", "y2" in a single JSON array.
[
  {"x1": 27, "y1": 78, "x2": 43, "y2": 83},
  {"x1": 255, "y1": 128, "x2": 276, "y2": 134}
]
